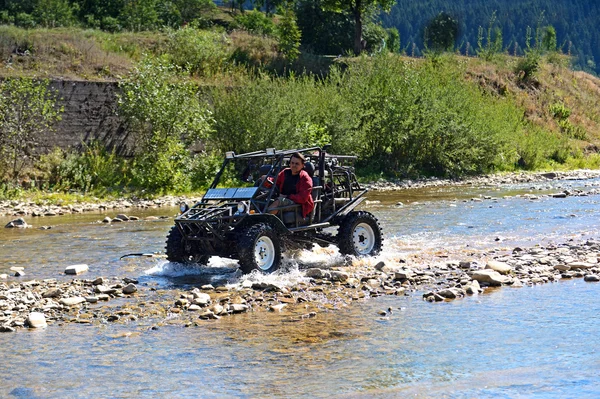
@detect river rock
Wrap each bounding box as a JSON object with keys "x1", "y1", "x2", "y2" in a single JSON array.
[
  {"x1": 228, "y1": 304, "x2": 249, "y2": 314},
  {"x1": 5, "y1": 218, "x2": 30, "y2": 228},
  {"x1": 26, "y1": 312, "x2": 47, "y2": 328},
  {"x1": 437, "y1": 288, "x2": 461, "y2": 299},
  {"x1": 305, "y1": 268, "x2": 331, "y2": 279},
  {"x1": 465, "y1": 280, "x2": 481, "y2": 294},
  {"x1": 60, "y1": 297, "x2": 86, "y2": 306},
  {"x1": 471, "y1": 270, "x2": 508, "y2": 286},
  {"x1": 210, "y1": 304, "x2": 225, "y2": 315},
  {"x1": 198, "y1": 310, "x2": 219, "y2": 320},
  {"x1": 114, "y1": 214, "x2": 129, "y2": 221},
  {"x1": 568, "y1": 262, "x2": 594, "y2": 270},
  {"x1": 330, "y1": 271, "x2": 349, "y2": 282},
  {"x1": 554, "y1": 264, "x2": 570, "y2": 271},
  {"x1": 584, "y1": 274, "x2": 599, "y2": 282},
  {"x1": 551, "y1": 192, "x2": 567, "y2": 198},
  {"x1": 486, "y1": 261, "x2": 512, "y2": 275},
  {"x1": 0, "y1": 325, "x2": 16, "y2": 333},
  {"x1": 42, "y1": 288, "x2": 62, "y2": 298},
  {"x1": 188, "y1": 304, "x2": 201, "y2": 311},
  {"x1": 192, "y1": 293, "x2": 211, "y2": 306},
  {"x1": 65, "y1": 264, "x2": 89, "y2": 275},
  {"x1": 394, "y1": 270, "x2": 414, "y2": 280},
  {"x1": 0, "y1": 274, "x2": 7, "y2": 279},
  {"x1": 122, "y1": 283, "x2": 137, "y2": 294},
  {"x1": 269, "y1": 303, "x2": 287, "y2": 312},
  {"x1": 102, "y1": 216, "x2": 111, "y2": 223}
]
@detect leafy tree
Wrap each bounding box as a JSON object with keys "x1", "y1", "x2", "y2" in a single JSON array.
[
  {"x1": 386, "y1": 26, "x2": 400, "y2": 53},
  {"x1": 176, "y1": 0, "x2": 214, "y2": 23},
  {"x1": 295, "y1": 0, "x2": 353, "y2": 55},
  {"x1": 117, "y1": 56, "x2": 214, "y2": 192},
  {"x1": 119, "y1": 0, "x2": 158, "y2": 31},
  {"x1": 425, "y1": 12, "x2": 458, "y2": 53},
  {"x1": 0, "y1": 78, "x2": 63, "y2": 184},
  {"x1": 542, "y1": 25, "x2": 557, "y2": 51},
  {"x1": 277, "y1": 8, "x2": 301, "y2": 61},
  {"x1": 33, "y1": 0, "x2": 77, "y2": 27},
  {"x1": 321, "y1": 0, "x2": 397, "y2": 55}
]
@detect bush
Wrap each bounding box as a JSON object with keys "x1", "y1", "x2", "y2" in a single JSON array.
[
  {"x1": 15, "y1": 13, "x2": 36, "y2": 29},
  {"x1": 235, "y1": 10, "x2": 276, "y2": 36},
  {"x1": 163, "y1": 27, "x2": 231, "y2": 76},
  {"x1": 35, "y1": 143, "x2": 130, "y2": 194}
]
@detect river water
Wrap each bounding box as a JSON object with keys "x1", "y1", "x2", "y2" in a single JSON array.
[{"x1": 1, "y1": 177, "x2": 600, "y2": 398}]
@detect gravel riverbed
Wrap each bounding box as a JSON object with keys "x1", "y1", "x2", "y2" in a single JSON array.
[
  {"x1": 2, "y1": 168, "x2": 600, "y2": 332},
  {"x1": 1, "y1": 238, "x2": 599, "y2": 332}
]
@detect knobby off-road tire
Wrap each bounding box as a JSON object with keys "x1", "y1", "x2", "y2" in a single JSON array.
[
  {"x1": 237, "y1": 223, "x2": 282, "y2": 274},
  {"x1": 337, "y1": 211, "x2": 383, "y2": 257},
  {"x1": 165, "y1": 225, "x2": 209, "y2": 264}
]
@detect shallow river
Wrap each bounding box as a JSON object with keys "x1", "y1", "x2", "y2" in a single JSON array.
[{"x1": 1, "y1": 177, "x2": 600, "y2": 398}]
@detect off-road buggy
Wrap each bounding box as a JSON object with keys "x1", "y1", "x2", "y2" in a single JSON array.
[{"x1": 165, "y1": 145, "x2": 383, "y2": 273}]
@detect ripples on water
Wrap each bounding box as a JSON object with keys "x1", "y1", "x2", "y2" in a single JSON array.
[{"x1": 1, "y1": 178, "x2": 600, "y2": 398}]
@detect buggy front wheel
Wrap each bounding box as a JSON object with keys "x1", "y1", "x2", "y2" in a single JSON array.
[
  {"x1": 237, "y1": 223, "x2": 282, "y2": 274},
  {"x1": 337, "y1": 211, "x2": 383, "y2": 257}
]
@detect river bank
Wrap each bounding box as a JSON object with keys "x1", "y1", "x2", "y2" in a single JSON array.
[
  {"x1": 1, "y1": 236, "x2": 599, "y2": 332},
  {"x1": 3, "y1": 169, "x2": 600, "y2": 221}
]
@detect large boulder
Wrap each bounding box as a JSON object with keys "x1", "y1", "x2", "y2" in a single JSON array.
[
  {"x1": 485, "y1": 261, "x2": 512, "y2": 275},
  {"x1": 471, "y1": 270, "x2": 508, "y2": 286},
  {"x1": 26, "y1": 312, "x2": 47, "y2": 328}
]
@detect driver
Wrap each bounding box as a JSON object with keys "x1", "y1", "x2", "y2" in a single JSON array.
[{"x1": 269, "y1": 152, "x2": 314, "y2": 218}]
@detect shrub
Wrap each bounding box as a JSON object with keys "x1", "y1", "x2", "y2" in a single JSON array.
[
  {"x1": 163, "y1": 27, "x2": 231, "y2": 76},
  {"x1": 235, "y1": 10, "x2": 276, "y2": 36}
]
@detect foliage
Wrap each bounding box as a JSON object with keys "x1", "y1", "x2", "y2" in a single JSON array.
[
  {"x1": 162, "y1": 27, "x2": 231, "y2": 76},
  {"x1": 35, "y1": 143, "x2": 129, "y2": 194},
  {"x1": 33, "y1": 0, "x2": 76, "y2": 28},
  {"x1": 234, "y1": 9, "x2": 276, "y2": 36},
  {"x1": 117, "y1": 55, "x2": 214, "y2": 192},
  {"x1": 424, "y1": 12, "x2": 459, "y2": 53},
  {"x1": 514, "y1": 27, "x2": 541, "y2": 83},
  {"x1": 294, "y1": 0, "x2": 353, "y2": 55},
  {"x1": 386, "y1": 27, "x2": 400, "y2": 53},
  {"x1": 381, "y1": 0, "x2": 600, "y2": 75},
  {"x1": 276, "y1": 8, "x2": 301, "y2": 62},
  {"x1": 118, "y1": 55, "x2": 213, "y2": 148},
  {"x1": 0, "y1": 78, "x2": 63, "y2": 184},
  {"x1": 476, "y1": 11, "x2": 502, "y2": 61},
  {"x1": 320, "y1": 0, "x2": 397, "y2": 55},
  {"x1": 207, "y1": 54, "x2": 574, "y2": 178}
]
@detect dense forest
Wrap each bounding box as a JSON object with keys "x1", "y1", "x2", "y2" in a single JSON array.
[
  {"x1": 1, "y1": 0, "x2": 598, "y2": 75},
  {"x1": 382, "y1": 0, "x2": 600, "y2": 75}
]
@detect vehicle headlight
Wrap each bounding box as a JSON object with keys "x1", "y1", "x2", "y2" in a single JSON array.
[
  {"x1": 179, "y1": 202, "x2": 189, "y2": 213},
  {"x1": 236, "y1": 201, "x2": 247, "y2": 214}
]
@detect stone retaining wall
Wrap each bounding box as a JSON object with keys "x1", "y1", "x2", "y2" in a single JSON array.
[{"x1": 40, "y1": 80, "x2": 133, "y2": 156}]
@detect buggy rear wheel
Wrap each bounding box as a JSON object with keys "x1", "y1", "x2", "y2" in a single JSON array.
[
  {"x1": 237, "y1": 223, "x2": 282, "y2": 274},
  {"x1": 337, "y1": 211, "x2": 383, "y2": 257},
  {"x1": 165, "y1": 225, "x2": 209, "y2": 264}
]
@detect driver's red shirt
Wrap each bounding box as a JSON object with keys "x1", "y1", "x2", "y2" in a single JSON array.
[{"x1": 275, "y1": 168, "x2": 314, "y2": 218}]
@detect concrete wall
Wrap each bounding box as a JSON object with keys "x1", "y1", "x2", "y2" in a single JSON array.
[{"x1": 40, "y1": 80, "x2": 133, "y2": 155}]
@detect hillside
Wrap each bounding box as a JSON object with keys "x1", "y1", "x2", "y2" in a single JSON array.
[
  {"x1": 1, "y1": 23, "x2": 600, "y2": 197},
  {"x1": 382, "y1": 0, "x2": 600, "y2": 76}
]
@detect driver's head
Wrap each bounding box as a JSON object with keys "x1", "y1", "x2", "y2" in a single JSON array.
[{"x1": 289, "y1": 152, "x2": 305, "y2": 175}]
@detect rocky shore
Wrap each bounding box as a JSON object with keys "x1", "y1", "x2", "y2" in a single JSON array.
[
  {"x1": 3, "y1": 169, "x2": 600, "y2": 220},
  {"x1": 1, "y1": 238, "x2": 598, "y2": 332}
]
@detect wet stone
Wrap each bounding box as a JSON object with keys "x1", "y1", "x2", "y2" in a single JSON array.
[
  {"x1": 65, "y1": 264, "x2": 89, "y2": 275},
  {"x1": 584, "y1": 275, "x2": 600, "y2": 282},
  {"x1": 26, "y1": 312, "x2": 47, "y2": 328}
]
